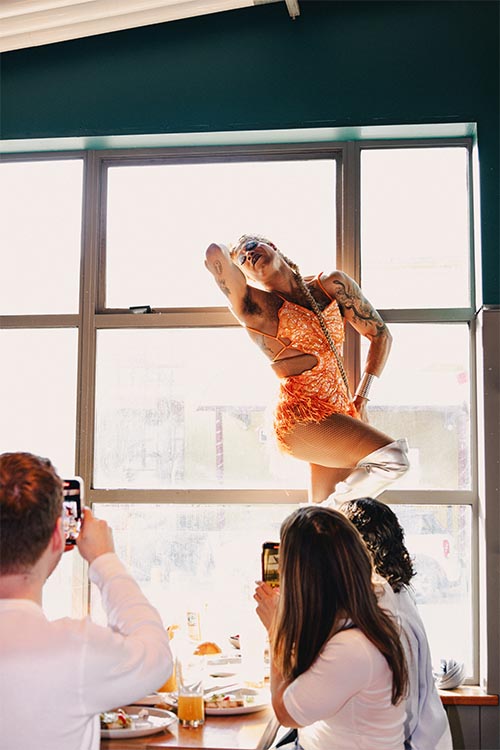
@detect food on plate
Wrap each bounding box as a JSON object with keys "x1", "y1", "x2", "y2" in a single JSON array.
[
  {"x1": 100, "y1": 708, "x2": 149, "y2": 730},
  {"x1": 228, "y1": 634, "x2": 240, "y2": 649},
  {"x1": 100, "y1": 709, "x2": 134, "y2": 730},
  {"x1": 204, "y1": 692, "x2": 255, "y2": 709},
  {"x1": 167, "y1": 624, "x2": 179, "y2": 640},
  {"x1": 193, "y1": 641, "x2": 222, "y2": 656}
]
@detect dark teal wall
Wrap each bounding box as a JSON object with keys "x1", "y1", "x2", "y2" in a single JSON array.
[{"x1": 1, "y1": 1, "x2": 498, "y2": 302}]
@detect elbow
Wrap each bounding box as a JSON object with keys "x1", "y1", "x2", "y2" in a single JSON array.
[
  {"x1": 382, "y1": 324, "x2": 393, "y2": 352},
  {"x1": 205, "y1": 243, "x2": 222, "y2": 266},
  {"x1": 271, "y1": 697, "x2": 300, "y2": 728}
]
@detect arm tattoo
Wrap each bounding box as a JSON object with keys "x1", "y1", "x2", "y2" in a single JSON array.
[
  {"x1": 333, "y1": 279, "x2": 386, "y2": 336},
  {"x1": 214, "y1": 260, "x2": 223, "y2": 274},
  {"x1": 217, "y1": 277, "x2": 231, "y2": 297}
]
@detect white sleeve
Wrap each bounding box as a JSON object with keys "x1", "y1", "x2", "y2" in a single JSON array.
[
  {"x1": 80, "y1": 553, "x2": 173, "y2": 713},
  {"x1": 283, "y1": 630, "x2": 373, "y2": 726}
]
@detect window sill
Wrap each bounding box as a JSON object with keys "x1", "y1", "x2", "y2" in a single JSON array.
[{"x1": 439, "y1": 686, "x2": 499, "y2": 706}]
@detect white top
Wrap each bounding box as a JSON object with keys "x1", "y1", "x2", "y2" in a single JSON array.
[
  {"x1": 0, "y1": 553, "x2": 172, "y2": 750},
  {"x1": 283, "y1": 626, "x2": 405, "y2": 750},
  {"x1": 396, "y1": 586, "x2": 452, "y2": 750}
]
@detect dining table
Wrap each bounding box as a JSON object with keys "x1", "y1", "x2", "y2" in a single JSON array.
[{"x1": 100, "y1": 705, "x2": 280, "y2": 750}]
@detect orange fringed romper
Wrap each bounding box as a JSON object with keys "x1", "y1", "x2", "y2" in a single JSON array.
[{"x1": 247, "y1": 276, "x2": 359, "y2": 452}]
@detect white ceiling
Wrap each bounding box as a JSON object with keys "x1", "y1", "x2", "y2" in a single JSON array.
[{"x1": 0, "y1": 0, "x2": 300, "y2": 53}]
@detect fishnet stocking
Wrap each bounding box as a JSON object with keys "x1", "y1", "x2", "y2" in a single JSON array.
[{"x1": 281, "y1": 412, "x2": 392, "y2": 469}]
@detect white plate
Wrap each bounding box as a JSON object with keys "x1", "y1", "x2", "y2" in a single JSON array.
[
  {"x1": 206, "y1": 701, "x2": 269, "y2": 716},
  {"x1": 205, "y1": 688, "x2": 270, "y2": 716},
  {"x1": 100, "y1": 705, "x2": 177, "y2": 739}
]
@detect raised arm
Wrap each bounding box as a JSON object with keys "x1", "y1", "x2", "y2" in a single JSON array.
[
  {"x1": 205, "y1": 243, "x2": 250, "y2": 318},
  {"x1": 322, "y1": 271, "x2": 392, "y2": 418}
]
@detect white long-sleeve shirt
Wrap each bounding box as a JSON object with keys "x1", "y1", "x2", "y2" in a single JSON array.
[
  {"x1": 0, "y1": 553, "x2": 172, "y2": 750},
  {"x1": 396, "y1": 587, "x2": 452, "y2": 750},
  {"x1": 283, "y1": 626, "x2": 405, "y2": 750}
]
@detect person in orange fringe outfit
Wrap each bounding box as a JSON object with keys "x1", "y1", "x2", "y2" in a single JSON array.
[{"x1": 205, "y1": 235, "x2": 409, "y2": 504}]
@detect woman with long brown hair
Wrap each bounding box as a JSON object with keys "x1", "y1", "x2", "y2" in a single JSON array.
[
  {"x1": 254, "y1": 505, "x2": 408, "y2": 750},
  {"x1": 205, "y1": 235, "x2": 409, "y2": 504}
]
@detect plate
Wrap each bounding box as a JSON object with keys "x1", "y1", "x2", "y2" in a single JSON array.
[
  {"x1": 205, "y1": 688, "x2": 270, "y2": 716},
  {"x1": 100, "y1": 705, "x2": 177, "y2": 739}
]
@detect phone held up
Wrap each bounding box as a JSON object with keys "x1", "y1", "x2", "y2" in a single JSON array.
[
  {"x1": 261, "y1": 542, "x2": 280, "y2": 588},
  {"x1": 62, "y1": 477, "x2": 84, "y2": 545}
]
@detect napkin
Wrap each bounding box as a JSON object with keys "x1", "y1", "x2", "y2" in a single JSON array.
[{"x1": 434, "y1": 658, "x2": 465, "y2": 689}]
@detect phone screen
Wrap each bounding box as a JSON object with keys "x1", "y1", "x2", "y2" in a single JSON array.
[
  {"x1": 62, "y1": 478, "x2": 83, "y2": 545},
  {"x1": 261, "y1": 542, "x2": 280, "y2": 588}
]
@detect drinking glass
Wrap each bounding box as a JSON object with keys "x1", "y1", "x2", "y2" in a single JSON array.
[{"x1": 176, "y1": 655, "x2": 205, "y2": 728}]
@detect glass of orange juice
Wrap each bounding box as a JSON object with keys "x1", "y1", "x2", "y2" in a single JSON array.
[{"x1": 176, "y1": 656, "x2": 205, "y2": 728}]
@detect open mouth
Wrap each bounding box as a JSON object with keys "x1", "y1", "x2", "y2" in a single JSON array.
[{"x1": 251, "y1": 253, "x2": 262, "y2": 267}]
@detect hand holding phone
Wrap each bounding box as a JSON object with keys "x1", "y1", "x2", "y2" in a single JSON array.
[
  {"x1": 62, "y1": 478, "x2": 84, "y2": 545},
  {"x1": 261, "y1": 542, "x2": 280, "y2": 588}
]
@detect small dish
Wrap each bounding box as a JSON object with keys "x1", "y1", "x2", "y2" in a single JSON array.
[{"x1": 100, "y1": 705, "x2": 176, "y2": 739}]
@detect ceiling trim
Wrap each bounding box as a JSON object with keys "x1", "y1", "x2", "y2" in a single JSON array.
[
  {"x1": 0, "y1": 123, "x2": 477, "y2": 154},
  {"x1": 0, "y1": 0, "x2": 291, "y2": 53}
]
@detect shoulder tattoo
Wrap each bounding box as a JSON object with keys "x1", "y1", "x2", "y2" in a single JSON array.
[{"x1": 332, "y1": 278, "x2": 386, "y2": 336}]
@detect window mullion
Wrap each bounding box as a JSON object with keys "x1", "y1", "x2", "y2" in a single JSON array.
[{"x1": 76, "y1": 150, "x2": 100, "y2": 495}]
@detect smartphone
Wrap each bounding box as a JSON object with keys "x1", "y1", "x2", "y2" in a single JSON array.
[
  {"x1": 62, "y1": 477, "x2": 84, "y2": 545},
  {"x1": 261, "y1": 542, "x2": 280, "y2": 588}
]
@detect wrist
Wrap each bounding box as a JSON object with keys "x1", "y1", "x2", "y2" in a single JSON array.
[{"x1": 354, "y1": 371, "x2": 378, "y2": 401}]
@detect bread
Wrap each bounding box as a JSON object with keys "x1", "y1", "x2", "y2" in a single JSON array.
[{"x1": 193, "y1": 641, "x2": 222, "y2": 656}]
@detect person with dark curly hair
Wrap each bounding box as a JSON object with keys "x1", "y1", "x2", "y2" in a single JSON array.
[{"x1": 341, "y1": 498, "x2": 452, "y2": 750}]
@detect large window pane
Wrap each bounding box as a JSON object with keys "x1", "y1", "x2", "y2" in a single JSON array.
[
  {"x1": 91, "y1": 503, "x2": 294, "y2": 642},
  {"x1": 91, "y1": 502, "x2": 472, "y2": 678},
  {"x1": 44, "y1": 551, "x2": 86, "y2": 621},
  {"x1": 361, "y1": 147, "x2": 470, "y2": 309},
  {"x1": 105, "y1": 159, "x2": 336, "y2": 308},
  {"x1": 361, "y1": 323, "x2": 471, "y2": 490},
  {"x1": 0, "y1": 160, "x2": 83, "y2": 314},
  {"x1": 94, "y1": 328, "x2": 308, "y2": 489},
  {"x1": 393, "y1": 504, "x2": 472, "y2": 677},
  {"x1": 0, "y1": 329, "x2": 78, "y2": 476}
]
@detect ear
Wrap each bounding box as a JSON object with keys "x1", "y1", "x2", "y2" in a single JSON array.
[{"x1": 51, "y1": 516, "x2": 65, "y2": 555}]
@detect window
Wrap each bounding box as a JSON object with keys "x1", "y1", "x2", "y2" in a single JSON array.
[{"x1": 0, "y1": 138, "x2": 477, "y2": 679}]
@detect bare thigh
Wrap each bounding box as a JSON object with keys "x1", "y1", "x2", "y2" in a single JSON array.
[
  {"x1": 282, "y1": 412, "x2": 393, "y2": 468},
  {"x1": 281, "y1": 413, "x2": 394, "y2": 504}
]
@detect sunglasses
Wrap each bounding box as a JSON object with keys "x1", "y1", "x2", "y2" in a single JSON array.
[{"x1": 237, "y1": 239, "x2": 259, "y2": 265}]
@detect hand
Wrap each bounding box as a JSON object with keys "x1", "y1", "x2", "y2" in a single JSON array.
[
  {"x1": 76, "y1": 507, "x2": 115, "y2": 564},
  {"x1": 352, "y1": 396, "x2": 370, "y2": 423},
  {"x1": 253, "y1": 581, "x2": 279, "y2": 632}
]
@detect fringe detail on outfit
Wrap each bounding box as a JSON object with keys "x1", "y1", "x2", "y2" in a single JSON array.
[{"x1": 274, "y1": 379, "x2": 358, "y2": 452}]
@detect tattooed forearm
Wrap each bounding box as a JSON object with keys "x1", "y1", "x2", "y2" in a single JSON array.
[
  {"x1": 214, "y1": 260, "x2": 223, "y2": 275},
  {"x1": 332, "y1": 279, "x2": 386, "y2": 336}
]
